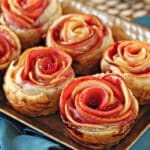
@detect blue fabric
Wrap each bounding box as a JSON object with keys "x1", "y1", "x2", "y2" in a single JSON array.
[
  {"x1": 12, "y1": 136, "x2": 63, "y2": 150},
  {"x1": 130, "y1": 128, "x2": 150, "y2": 150},
  {"x1": 133, "y1": 15, "x2": 150, "y2": 28},
  {"x1": 0, "y1": 113, "x2": 64, "y2": 150},
  {"x1": 0, "y1": 116, "x2": 21, "y2": 150}
]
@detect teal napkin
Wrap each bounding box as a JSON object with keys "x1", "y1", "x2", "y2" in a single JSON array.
[
  {"x1": 133, "y1": 15, "x2": 150, "y2": 28},
  {"x1": 130, "y1": 128, "x2": 150, "y2": 150},
  {"x1": 0, "y1": 113, "x2": 64, "y2": 150},
  {"x1": 0, "y1": 114, "x2": 21, "y2": 150}
]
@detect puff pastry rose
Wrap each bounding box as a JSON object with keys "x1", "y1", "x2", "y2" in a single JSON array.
[
  {"x1": 46, "y1": 14, "x2": 113, "y2": 75},
  {"x1": 3, "y1": 47, "x2": 75, "y2": 117},
  {"x1": 59, "y1": 73, "x2": 138, "y2": 149},
  {"x1": 101, "y1": 41, "x2": 150, "y2": 105},
  {"x1": 0, "y1": 25, "x2": 21, "y2": 70},
  {"x1": 1, "y1": 0, "x2": 62, "y2": 49}
]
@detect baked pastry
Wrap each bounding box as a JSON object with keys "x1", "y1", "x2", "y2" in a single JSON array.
[
  {"x1": 46, "y1": 14, "x2": 113, "y2": 75},
  {"x1": 1, "y1": 0, "x2": 62, "y2": 49},
  {"x1": 0, "y1": 25, "x2": 21, "y2": 70},
  {"x1": 3, "y1": 46, "x2": 75, "y2": 117},
  {"x1": 59, "y1": 73, "x2": 139, "y2": 149},
  {"x1": 101, "y1": 41, "x2": 150, "y2": 105}
]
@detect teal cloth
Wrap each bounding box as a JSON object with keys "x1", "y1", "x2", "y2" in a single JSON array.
[
  {"x1": 133, "y1": 16, "x2": 150, "y2": 28},
  {"x1": 130, "y1": 128, "x2": 150, "y2": 150},
  {"x1": 0, "y1": 15, "x2": 150, "y2": 150},
  {"x1": 0, "y1": 113, "x2": 64, "y2": 150}
]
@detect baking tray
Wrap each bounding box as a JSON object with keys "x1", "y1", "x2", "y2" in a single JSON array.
[{"x1": 0, "y1": 0, "x2": 150, "y2": 150}]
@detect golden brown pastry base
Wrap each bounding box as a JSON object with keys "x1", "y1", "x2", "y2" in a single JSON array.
[
  {"x1": 122, "y1": 74, "x2": 150, "y2": 105},
  {"x1": 66, "y1": 122, "x2": 133, "y2": 150},
  {"x1": 126, "y1": 80, "x2": 150, "y2": 105},
  {"x1": 3, "y1": 83, "x2": 61, "y2": 117}
]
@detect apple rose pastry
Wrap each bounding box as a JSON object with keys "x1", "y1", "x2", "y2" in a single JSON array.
[
  {"x1": 59, "y1": 73, "x2": 138, "y2": 149},
  {"x1": 1, "y1": 0, "x2": 62, "y2": 49},
  {"x1": 101, "y1": 41, "x2": 150, "y2": 105},
  {"x1": 0, "y1": 25, "x2": 21, "y2": 70},
  {"x1": 3, "y1": 47, "x2": 75, "y2": 117},
  {"x1": 46, "y1": 14, "x2": 113, "y2": 75}
]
